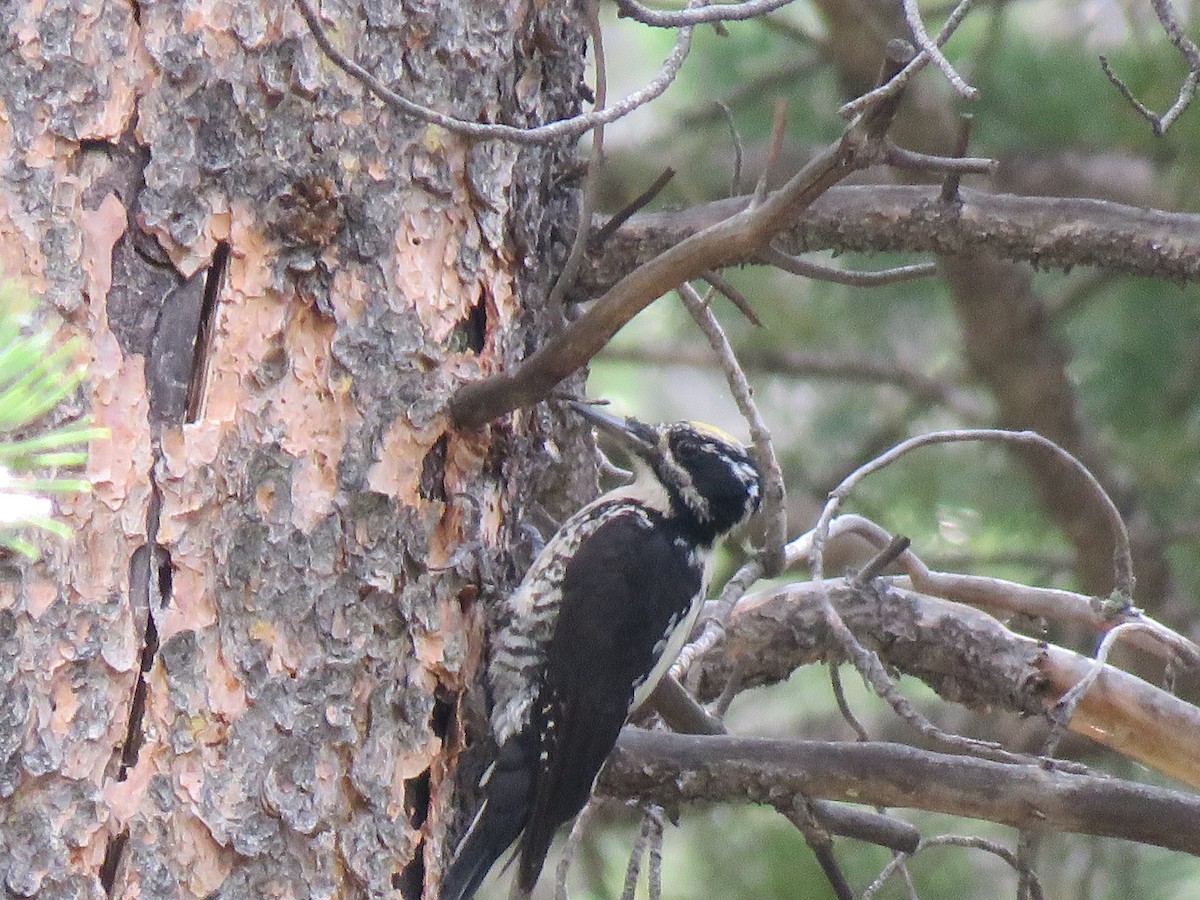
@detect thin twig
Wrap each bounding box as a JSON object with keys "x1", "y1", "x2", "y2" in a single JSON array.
[
  {"x1": 716, "y1": 100, "x2": 745, "y2": 196},
  {"x1": 677, "y1": 283, "x2": 786, "y2": 574},
  {"x1": 852, "y1": 534, "x2": 911, "y2": 586},
  {"x1": 813, "y1": 578, "x2": 1032, "y2": 765},
  {"x1": 680, "y1": 57, "x2": 822, "y2": 128},
  {"x1": 939, "y1": 114, "x2": 975, "y2": 202},
  {"x1": 1152, "y1": 0, "x2": 1200, "y2": 69},
  {"x1": 812, "y1": 430, "x2": 1135, "y2": 602},
  {"x1": 699, "y1": 270, "x2": 763, "y2": 326},
  {"x1": 295, "y1": 0, "x2": 696, "y2": 145},
  {"x1": 646, "y1": 805, "x2": 665, "y2": 900},
  {"x1": 1100, "y1": 58, "x2": 1198, "y2": 136},
  {"x1": 900, "y1": 0, "x2": 978, "y2": 99},
  {"x1": 840, "y1": 1, "x2": 976, "y2": 118},
  {"x1": 554, "y1": 801, "x2": 597, "y2": 900},
  {"x1": 884, "y1": 142, "x2": 996, "y2": 175},
  {"x1": 711, "y1": 657, "x2": 744, "y2": 719},
  {"x1": 547, "y1": 0, "x2": 608, "y2": 307},
  {"x1": 620, "y1": 807, "x2": 656, "y2": 900},
  {"x1": 830, "y1": 663, "x2": 871, "y2": 741},
  {"x1": 1015, "y1": 831, "x2": 1040, "y2": 900},
  {"x1": 1098, "y1": 0, "x2": 1200, "y2": 135},
  {"x1": 1042, "y1": 620, "x2": 1151, "y2": 758},
  {"x1": 615, "y1": 0, "x2": 798, "y2": 27},
  {"x1": 763, "y1": 245, "x2": 937, "y2": 287},
  {"x1": 864, "y1": 834, "x2": 1045, "y2": 900},
  {"x1": 788, "y1": 799, "x2": 855, "y2": 900},
  {"x1": 673, "y1": 527, "x2": 820, "y2": 683},
  {"x1": 590, "y1": 168, "x2": 677, "y2": 251},
  {"x1": 753, "y1": 98, "x2": 789, "y2": 207}
]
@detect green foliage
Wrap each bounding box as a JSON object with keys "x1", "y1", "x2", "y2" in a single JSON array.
[{"x1": 0, "y1": 279, "x2": 103, "y2": 558}]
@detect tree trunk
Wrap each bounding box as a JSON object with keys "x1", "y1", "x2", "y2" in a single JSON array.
[{"x1": 0, "y1": 2, "x2": 589, "y2": 896}]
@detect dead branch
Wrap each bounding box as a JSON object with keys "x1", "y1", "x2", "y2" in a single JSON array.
[
  {"x1": 817, "y1": 513, "x2": 1200, "y2": 672},
  {"x1": 604, "y1": 729, "x2": 1200, "y2": 855},
  {"x1": 590, "y1": 167, "x2": 676, "y2": 250},
  {"x1": 864, "y1": 835, "x2": 1045, "y2": 900},
  {"x1": 1099, "y1": 0, "x2": 1200, "y2": 135},
  {"x1": 577, "y1": 185, "x2": 1200, "y2": 299},
  {"x1": 647, "y1": 675, "x2": 921, "y2": 855},
  {"x1": 839, "y1": 0, "x2": 976, "y2": 117},
  {"x1": 687, "y1": 576, "x2": 1200, "y2": 788},
  {"x1": 899, "y1": 0, "x2": 977, "y2": 100},
  {"x1": 761, "y1": 245, "x2": 937, "y2": 287},
  {"x1": 677, "y1": 283, "x2": 786, "y2": 573},
  {"x1": 810, "y1": 428, "x2": 1135, "y2": 601}
]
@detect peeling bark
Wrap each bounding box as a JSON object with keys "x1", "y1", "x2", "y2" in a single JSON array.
[{"x1": 0, "y1": 2, "x2": 590, "y2": 897}]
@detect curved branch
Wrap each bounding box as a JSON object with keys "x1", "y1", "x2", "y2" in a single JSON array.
[
  {"x1": 576, "y1": 185, "x2": 1200, "y2": 299},
  {"x1": 687, "y1": 577, "x2": 1200, "y2": 788},
  {"x1": 812, "y1": 428, "x2": 1134, "y2": 601},
  {"x1": 448, "y1": 46, "x2": 924, "y2": 427},
  {"x1": 615, "y1": 0, "x2": 798, "y2": 27},
  {"x1": 449, "y1": 131, "x2": 859, "y2": 426},
  {"x1": 603, "y1": 730, "x2": 1200, "y2": 855},
  {"x1": 295, "y1": 0, "x2": 694, "y2": 145}
]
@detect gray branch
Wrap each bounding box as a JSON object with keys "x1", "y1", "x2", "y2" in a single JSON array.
[
  {"x1": 577, "y1": 184, "x2": 1200, "y2": 299},
  {"x1": 602, "y1": 730, "x2": 1200, "y2": 855}
]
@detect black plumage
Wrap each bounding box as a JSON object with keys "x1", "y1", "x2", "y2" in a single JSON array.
[
  {"x1": 516, "y1": 509, "x2": 703, "y2": 889},
  {"x1": 442, "y1": 405, "x2": 761, "y2": 900}
]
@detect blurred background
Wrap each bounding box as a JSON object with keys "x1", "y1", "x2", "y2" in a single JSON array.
[{"x1": 553, "y1": 1, "x2": 1200, "y2": 896}]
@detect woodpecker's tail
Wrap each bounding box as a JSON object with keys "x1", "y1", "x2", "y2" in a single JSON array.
[{"x1": 441, "y1": 734, "x2": 535, "y2": 900}]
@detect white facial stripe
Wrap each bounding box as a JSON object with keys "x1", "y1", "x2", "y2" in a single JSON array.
[{"x1": 657, "y1": 433, "x2": 709, "y2": 521}]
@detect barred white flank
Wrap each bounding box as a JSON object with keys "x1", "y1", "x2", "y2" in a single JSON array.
[{"x1": 489, "y1": 477, "x2": 664, "y2": 746}]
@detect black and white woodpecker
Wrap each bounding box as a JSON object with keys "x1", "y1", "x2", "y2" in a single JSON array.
[{"x1": 442, "y1": 402, "x2": 762, "y2": 900}]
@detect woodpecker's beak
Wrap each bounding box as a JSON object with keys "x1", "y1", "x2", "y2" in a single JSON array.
[{"x1": 568, "y1": 401, "x2": 659, "y2": 460}]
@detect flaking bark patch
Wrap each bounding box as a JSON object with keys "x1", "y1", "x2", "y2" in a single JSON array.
[{"x1": 2, "y1": 1, "x2": 588, "y2": 895}]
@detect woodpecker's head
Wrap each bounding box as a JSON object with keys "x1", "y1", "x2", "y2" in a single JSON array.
[{"x1": 571, "y1": 402, "x2": 762, "y2": 541}]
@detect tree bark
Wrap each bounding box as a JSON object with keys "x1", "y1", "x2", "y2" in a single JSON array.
[{"x1": 0, "y1": 2, "x2": 589, "y2": 897}]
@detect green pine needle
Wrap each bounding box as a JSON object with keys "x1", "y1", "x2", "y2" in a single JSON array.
[{"x1": 0, "y1": 278, "x2": 102, "y2": 559}]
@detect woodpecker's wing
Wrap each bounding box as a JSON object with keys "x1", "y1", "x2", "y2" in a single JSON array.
[{"x1": 514, "y1": 506, "x2": 705, "y2": 892}]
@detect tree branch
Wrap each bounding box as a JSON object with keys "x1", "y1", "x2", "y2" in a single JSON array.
[
  {"x1": 614, "y1": 0, "x2": 799, "y2": 27},
  {"x1": 449, "y1": 43, "x2": 918, "y2": 428},
  {"x1": 576, "y1": 185, "x2": 1200, "y2": 299},
  {"x1": 295, "y1": 0, "x2": 696, "y2": 145},
  {"x1": 603, "y1": 730, "x2": 1200, "y2": 856},
  {"x1": 686, "y1": 577, "x2": 1200, "y2": 788}
]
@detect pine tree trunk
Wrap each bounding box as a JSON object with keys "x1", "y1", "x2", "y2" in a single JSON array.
[{"x1": 0, "y1": 2, "x2": 589, "y2": 896}]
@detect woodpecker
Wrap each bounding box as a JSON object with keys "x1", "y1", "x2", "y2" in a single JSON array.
[{"x1": 442, "y1": 402, "x2": 762, "y2": 900}]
